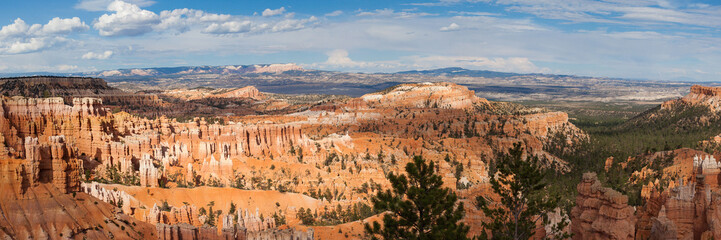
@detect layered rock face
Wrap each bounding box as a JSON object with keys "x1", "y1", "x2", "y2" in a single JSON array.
[
  {"x1": 215, "y1": 86, "x2": 263, "y2": 99},
  {"x1": 140, "y1": 154, "x2": 160, "y2": 187},
  {"x1": 570, "y1": 172, "x2": 636, "y2": 240},
  {"x1": 251, "y1": 63, "x2": 304, "y2": 73},
  {"x1": 146, "y1": 201, "x2": 314, "y2": 240},
  {"x1": 0, "y1": 184, "x2": 156, "y2": 239},
  {"x1": 0, "y1": 76, "x2": 164, "y2": 114},
  {"x1": 0, "y1": 96, "x2": 108, "y2": 196},
  {"x1": 27, "y1": 136, "x2": 82, "y2": 194},
  {"x1": 360, "y1": 82, "x2": 490, "y2": 109},
  {"x1": 520, "y1": 112, "x2": 575, "y2": 139},
  {"x1": 637, "y1": 174, "x2": 721, "y2": 240},
  {"x1": 0, "y1": 76, "x2": 116, "y2": 97},
  {"x1": 0, "y1": 96, "x2": 109, "y2": 158},
  {"x1": 163, "y1": 86, "x2": 264, "y2": 101},
  {"x1": 625, "y1": 147, "x2": 721, "y2": 240},
  {"x1": 0, "y1": 135, "x2": 83, "y2": 196},
  {"x1": 0, "y1": 94, "x2": 311, "y2": 189},
  {"x1": 662, "y1": 85, "x2": 721, "y2": 112},
  {"x1": 708, "y1": 193, "x2": 721, "y2": 240},
  {"x1": 144, "y1": 203, "x2": 200, "y2": 226}
]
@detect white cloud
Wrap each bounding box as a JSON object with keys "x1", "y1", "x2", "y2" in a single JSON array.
[
  {"x1": 202, "y1": 21, "x2": 252, "y2": 34},
  {"x1": 0, "y1": 18, "x2": 40, "y2": 39},
  {"x1": 618, "y1": 6, "x2": 721, "y2": 27},
  {"x1": 43, "y1": 17, "x2": 89, "y2": 34},
  {"x1": 57, "y1": 64, "x2": 79, "y2": 71},
  {"x1": 82, "y1": 50, "x2": 114, "y2": 59},
  {"x1": 325, "y1": 10, "x2": 343, "y2": 17},
  {"x1": 5, "y1": 38, "x2": 49, "y2": 54},
  {"x1": 262, "y1": 7, "x2": 286, "y2": 17},
  {"x1": 94, "y1": 0, "x2": 160, "y2": 36},
  {"x1": 440, "y1": 23, "x2": 460, "y2": 31},
  {"x1": 484, "y1": 0, "x2": 721, "y2": 27},
  {"x1": 270, "y1": 16, "x2": 318, "y2": 32},
  {"x1": 89, "y1": 1, "x2": 315, "y2": 36},
  {"x1": 312, "y1": 49, "x2": 397, "y2": 70},
  {"x1": 325, "y1": 49, "x2": 355, "y2": 66},
  {"x1": 357, "y1": 9, "x2": 393, "y2": 17},
  {"x1": 156, "y1": 8, "x2": 231, "y2": 33},
  {"x1": 357, "y1": 8, "x2": 436, "y2": 18},
  {"x1": 75, "y1": 0, "x2": 155, "y2": 11},
  {"x1": 0, "y1": 17, "x2": 86, "y2": 55},
  {"x1": 200, "y1": 16, "x2": 320, "y2": 34},
  {"x1": 0, "y1": 17, "x2": 88, "y2": 38}
]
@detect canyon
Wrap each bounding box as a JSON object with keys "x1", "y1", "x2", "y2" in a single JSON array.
[
  {"x1": 2, "y1": 75, "x2": 721, "y2": 239},
  {"x1": 569, "y1": 85, "x2": 721, "y2": 240},
  {"x1": 0, "y1": 76, "x2": 585, "y2": 239}
]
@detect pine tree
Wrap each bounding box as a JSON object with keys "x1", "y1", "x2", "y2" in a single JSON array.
[
  {"x1": 365, "y1": 155, "x2": 469, "y2": 240},
  {"x1": 476, "y1": 143, "x2": 569, "y2": 240},
  {"x1": 229, "y1": 202, "x2": 237, "y2": 223}
]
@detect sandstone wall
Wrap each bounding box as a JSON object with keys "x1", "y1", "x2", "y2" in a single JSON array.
[{"x1": 570, "y1": 172, "x2": 635, "y2": 240}]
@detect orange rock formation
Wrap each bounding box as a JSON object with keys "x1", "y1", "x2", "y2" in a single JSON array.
[
  {"x1": 0, "y1": 81, "x2": 586, "y2": 239},
  {"x1": 570, "y1": 172, "x2": 636, "y2": 240}
]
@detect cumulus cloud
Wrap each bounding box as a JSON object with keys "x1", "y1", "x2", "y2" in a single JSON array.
[
  {"x1": 75, "y1": 0, "x2": 155, "y2": 11},
  {"x1": 89, "y1": 1, "x2": 315, "y2": 36},
  {"x1": 156, "y1": 8, "x2": 231, "y2": 33},
  {"x1": 314, "y1": 49, "x2": 397, "y2": 70},
  {"x1": 5, "y1": 38, "x2": 49, "y2": 54},
  {"x1": 0, "y1": 17, "x2": 88, "y2": 38},
  {"x1": 43, "y1": 17, "x2": 90, "y2": 34},
  {"x1": 325, "y1": 49, "x2": 355, "y2": 66},
  {"x1": 0, "y1": 17, "x2": 86, "y2": 54},
  {"x1": 200, "y1": 15, "x2": 318, "y2": 35},
  {"x1": 440, "y1": 23, "x2": 460, "y2": 31},
  {"x1": 82, "y1": 50, "x2": 114, "y2": 59},
  {"x1": 0, "y1": 18, "x2": 39, "y2": 38},
  {"x1": 94, "y1": 0, "x2": 160, "y2": 36},
  {"x1": 262, "y1": 7, "x2": 286, "y2": 17}
]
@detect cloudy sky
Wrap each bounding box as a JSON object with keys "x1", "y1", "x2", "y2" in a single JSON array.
[{"x1": 0, "y1": 0, "x2": 719, "y2": 81}]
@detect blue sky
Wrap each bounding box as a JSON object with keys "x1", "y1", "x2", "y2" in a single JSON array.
[{"x1": 0, "y1": 0, "x2": 720, "y2": 81}]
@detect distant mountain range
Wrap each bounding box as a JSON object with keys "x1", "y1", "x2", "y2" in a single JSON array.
[
  {"x1": 0, "y1": 64, "x2": 709, "y2": 103},
  {"x1": 81, "y1": 63, "x2": 306, "y2": 78},
  {"x1": 395, "y1": 67, "x2": 583, "y2": 79},
  {"x1": 0, "y1": 63, "x2": 306, "y2": 78},
  {"x1": 0, "y1": 64, "x2": 580, "y2": 79},
  {"x1": 396, "y1": 67, "x2": 526, "y2": 78}
]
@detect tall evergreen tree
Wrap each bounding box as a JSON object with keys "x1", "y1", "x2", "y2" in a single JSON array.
[
  {"x1": 476, "y1": 143, "x2": 569, "y2": 240},
  {"x1": 365, "y1": 155, "x2": 469, "y2": 240}
]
